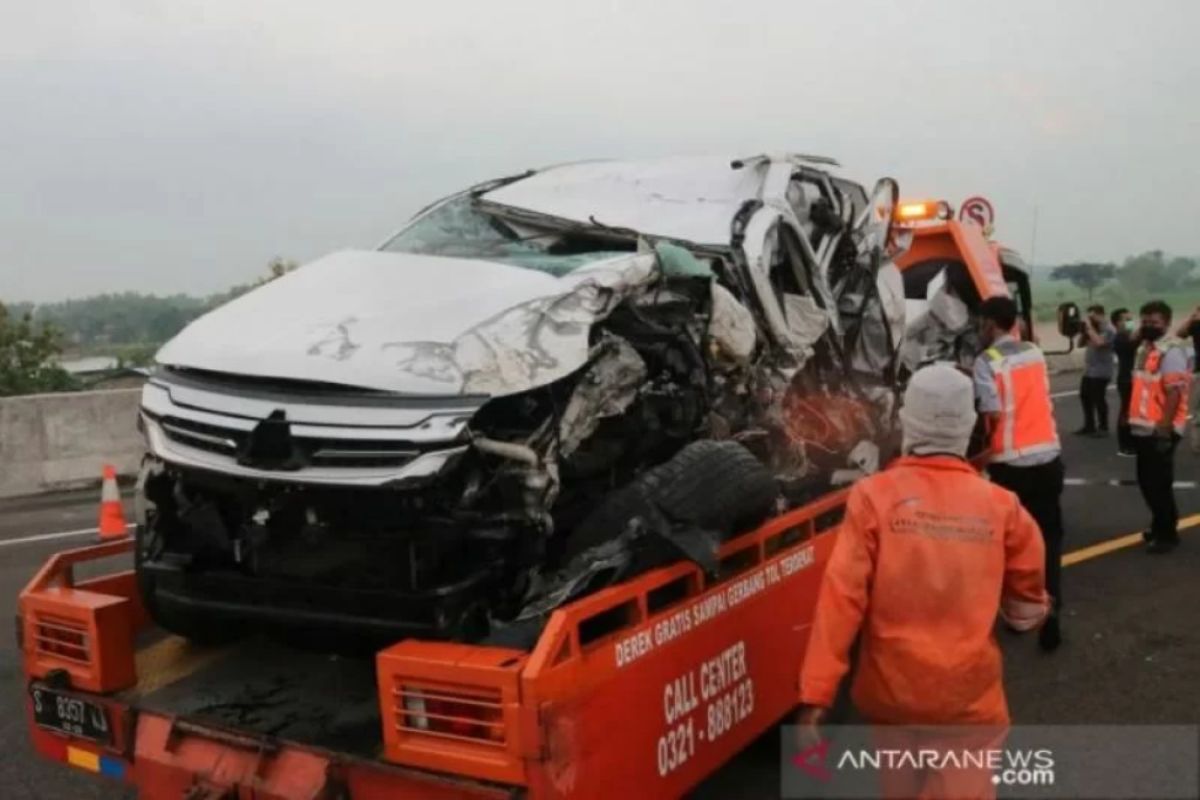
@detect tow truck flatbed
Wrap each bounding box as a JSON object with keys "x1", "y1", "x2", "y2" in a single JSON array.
[
  {"x1": 19, "y1": 491, "x2": 846, "y2": 799},
  {"x1": 126, "y1": 637, "x2": 382, "y2": 757}
]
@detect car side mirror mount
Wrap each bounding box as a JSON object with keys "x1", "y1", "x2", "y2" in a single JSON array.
[
  {"x1": 1042, "y1": 302, "x2": 1080, "y2": 356},
  {"x1": 1057, "y1": 302, "x2": 1081, "y2": 338}
]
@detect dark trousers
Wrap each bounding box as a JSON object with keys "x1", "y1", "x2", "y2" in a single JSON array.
[
  {"x1": 1116, "y1": 378, "x2": 1134, "y2": 451},
  {"x1": 1079, "y1": 376, "x2": 1110, "y2": 431},
  {"x1": 1134, "y1": 434, "x2": 1180, "y2": 541},
  {"x1": 989, "y1": 457, "x2": 1065, "y2": 610}
]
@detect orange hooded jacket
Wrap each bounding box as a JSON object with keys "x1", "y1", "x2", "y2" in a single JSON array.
[{"x1": 799, "y1": 455, "x2": 1049, "y2": 725}]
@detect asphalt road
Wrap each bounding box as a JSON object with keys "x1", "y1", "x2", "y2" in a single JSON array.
[{"x1": 1, "y1": 373, "x2": 1197, "y2": 799}]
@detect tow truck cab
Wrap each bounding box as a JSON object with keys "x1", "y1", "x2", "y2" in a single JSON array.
[{"x1": 892, "y1": 199, "x2": 1033, "y2": 337}]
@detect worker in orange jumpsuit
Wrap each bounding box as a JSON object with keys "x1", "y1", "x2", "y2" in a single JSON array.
[
  {"x1": 796, "y1": 363, "x2": 1050, "y2": 799},
  {"x1": 974, "y1": 296, "x2": 1065, "y2": 651}
]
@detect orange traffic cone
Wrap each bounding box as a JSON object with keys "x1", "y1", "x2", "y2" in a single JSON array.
[{"x1": 97, "y1": 464, "x2": 129, "y2": 541}]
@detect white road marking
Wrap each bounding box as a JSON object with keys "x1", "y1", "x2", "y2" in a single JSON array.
[
  {"x1": 0, "y1": 522, "x2": 134, "y2": 548},
  {"x1": 1065, "y1": 477, "x2": 1198, "y2": 489}
]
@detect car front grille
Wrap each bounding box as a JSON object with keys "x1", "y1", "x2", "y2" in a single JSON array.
[
  {"x1": 157, "y1": 414, "x2": 423, "y2": 469},
  {"x1": 160, "y1": 416, "x2": 243, "y2": 456}
]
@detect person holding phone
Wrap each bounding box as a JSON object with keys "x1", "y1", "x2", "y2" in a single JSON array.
[{"x1": 1076, "y1": 304, "x2": 1116, "y2": 436}]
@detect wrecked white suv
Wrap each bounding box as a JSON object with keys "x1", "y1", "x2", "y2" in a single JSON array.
[{"x1": 136, "y1": 155, "x2": 907, "y2": 646}]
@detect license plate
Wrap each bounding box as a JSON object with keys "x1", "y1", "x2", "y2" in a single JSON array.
[{"x1": 30, "y1": 685, "x2": 113, "y2": 745}]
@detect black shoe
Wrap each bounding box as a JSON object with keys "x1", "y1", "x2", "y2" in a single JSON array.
[
  {"x1": 1142, "y1": 529, "x2": 1154, "y2": 543},
  {"x1": 1147, "y1": 537, "x2": 1180, "y2": 554},
  {"x1": 1038, "y1": 614, "x2": 1062, "y2": 652},
  {"x1": 1073, "y1": 427, "x2": 1096, "y2": 436}
]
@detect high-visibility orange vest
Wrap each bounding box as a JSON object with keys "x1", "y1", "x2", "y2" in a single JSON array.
[
  {"x1": 1129, "y1": 339, "x2": 1192, "y2": 433},
  {"x1": 982, "y1": 340, "x2": 1060, "y2": 464}
]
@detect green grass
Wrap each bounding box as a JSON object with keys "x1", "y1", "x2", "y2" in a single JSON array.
[{"x1": 1033, "y1": 282, "x2": 1199, "y2": 324}]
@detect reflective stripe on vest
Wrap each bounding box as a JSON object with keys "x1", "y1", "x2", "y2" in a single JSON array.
[
  {"x1": 985, "y1": 341, "x2": 1060, "y2": 463},
  {"x1": 1130, "y1": 341, "x2": 1192, "y2": 432}
]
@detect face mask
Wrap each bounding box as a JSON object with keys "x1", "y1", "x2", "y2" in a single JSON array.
[
  {"x1": 1141, "y1": 325, "x2": 1164, "y2": 342},
  {"x1": 1124, "y1": 319, "x2": 1136, "y2": 333}
]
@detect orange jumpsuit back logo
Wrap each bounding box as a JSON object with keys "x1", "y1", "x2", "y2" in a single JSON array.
[{"x1": 799, "y1": 456, "x2": 1049, "y2": 727}]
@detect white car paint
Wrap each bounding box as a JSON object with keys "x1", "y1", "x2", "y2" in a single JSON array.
[
  {"x1": 480, "y1": 155, "x2": 772, "y2": 248},
  {"x1": 155, "y1": 248, "x2": 657, "y2": 397}
]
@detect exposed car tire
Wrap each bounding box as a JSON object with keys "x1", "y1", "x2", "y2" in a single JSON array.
[
  {"x1": 564, "y1": 439, "x2": 777, "y2": 560},
  {"x1": 135, "y1": 520, "x2": 243, "y2": 646}
]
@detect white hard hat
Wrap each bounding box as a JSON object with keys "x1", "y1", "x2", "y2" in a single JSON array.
[{"x1": 899, "y1": 362, "x2": 977, "y2": 457}]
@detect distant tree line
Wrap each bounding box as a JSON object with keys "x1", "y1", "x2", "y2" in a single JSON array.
[
  {"x1": 13, "y1": 257, "x2": 299, "y2": 353},
  {"x1": 1, "y1": 258, "x2": 296, "y2": 396},
  {"x1": 1049, "y1": 251, "x2": 1200, "y2": 302}
]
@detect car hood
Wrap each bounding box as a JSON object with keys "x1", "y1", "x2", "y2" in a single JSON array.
[{"x1": 155, "y1": 249, "x2": 658, "y2": 397}]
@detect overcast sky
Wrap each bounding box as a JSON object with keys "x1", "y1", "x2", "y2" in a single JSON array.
[{"x1": 2, "y1": 0, "x2": 1198, "y2": 302}]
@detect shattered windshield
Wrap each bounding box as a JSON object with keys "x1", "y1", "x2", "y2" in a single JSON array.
[{"x1": 380, "y1": 194, "x2": 628, "y2": 277}]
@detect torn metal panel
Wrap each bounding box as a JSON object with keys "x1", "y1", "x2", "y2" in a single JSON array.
[
  {"x1": 512, "y1": 503, "x2": 724, "y2": 624},
  {"x1": 557, "y1": 337, "x2": 648, "y2": 458},
  {"x1": 708, "y1": 283, "x2": 758, "y2": 366},
  {"x1": 385, "y1": 254, "x2": 657, "y2": 396},
  {"x1": 739, "y1": 206, "x2": 840, "y2": 355},
  {"x1": 900, "y1": 278, "x2": 977, "y2": 372},
  {"x1": 738, "y1": 210, "x2": 795, "y2": 350},
  {"x1": 847, "y1": 261, "x2": 905, "y2": 377},
  {"x1": 781, "y1": 294, "x2": 831, "y2": 362}
]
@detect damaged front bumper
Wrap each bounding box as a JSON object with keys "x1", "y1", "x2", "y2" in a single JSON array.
[{"x1": 140, "y1": 373, "x2": 481, "y2": 487}]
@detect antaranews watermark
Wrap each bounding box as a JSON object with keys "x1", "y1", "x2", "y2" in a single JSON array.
[{"x1": 781, "y1": 724, "x2": 1198, "y2": 799}]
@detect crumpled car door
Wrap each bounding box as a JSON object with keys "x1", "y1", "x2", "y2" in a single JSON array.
[
  {"x1": 736, "y1": 204, "x2": 836, "y2": 366},
  {"x1": 836, "y1": 178, "x2": 906, "y2": 382}
]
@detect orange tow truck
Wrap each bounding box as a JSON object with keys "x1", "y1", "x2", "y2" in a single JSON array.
[
  {"x1": 892, "y1": 196, "x2": 1036, "y2": 339},
  {"x1": 20, "y1": 490, "x2": 845, "y2": 799},
  {"x1": 18, "y1": 198, "x2": 1030, "y2": 800}
]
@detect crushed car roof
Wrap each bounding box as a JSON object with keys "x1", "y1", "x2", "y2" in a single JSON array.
[{"x1": 479, "y1": 154, "x2": 840, "y2": 248}]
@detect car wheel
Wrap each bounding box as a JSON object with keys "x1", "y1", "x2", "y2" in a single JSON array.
[{"x1": 564, "y1": 439, "x2": 778, "y2": 560}]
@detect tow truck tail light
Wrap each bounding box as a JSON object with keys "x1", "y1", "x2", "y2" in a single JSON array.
[
  {"x1": 376, "y1": 642, "x2": 528, "y2": 785},
  {"x1": 32, "y1": 613, "x2": 92, "y2": 666},
  {"x1": 398, "y1": 684, "x2": 505, "y2": 744}
]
